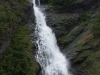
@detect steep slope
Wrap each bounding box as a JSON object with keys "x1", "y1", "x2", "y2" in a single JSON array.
[
  {"x1": 43, "y1": 0, "x2": 100, "y2": 75},
  {"x1": 0, "y1": 0, "x2": 39, "y2": 75},
  {"x1": 0, "y1": 0, "x2": 100, "y2": 75},
  {"x1": 71, "y1": 7, "x2": 100, "y2": 75}
]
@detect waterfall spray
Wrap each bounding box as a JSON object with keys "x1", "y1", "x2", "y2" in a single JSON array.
[{"x1": 32, "y1": 0, "x2": 71, "y2": 75}]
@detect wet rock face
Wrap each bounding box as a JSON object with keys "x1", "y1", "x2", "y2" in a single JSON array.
[
  {"x1": 46, "y1": 8, "x2": 80, "y2": 37},
  {"x1": 44, "y1": 0, "x2": 100, "y2": 75}
]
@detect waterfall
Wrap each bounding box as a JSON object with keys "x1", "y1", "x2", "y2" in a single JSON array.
[{"x1": 32, "y1": 0, "x2": 71, "y2": 75}]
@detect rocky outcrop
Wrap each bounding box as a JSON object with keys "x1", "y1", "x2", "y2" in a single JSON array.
[
  {"x1": 45, "y1": 0, "x2": 100, "y2": 75},
  {"x1": 56, "y1": 0, "x2": 100, "y2": 13}
]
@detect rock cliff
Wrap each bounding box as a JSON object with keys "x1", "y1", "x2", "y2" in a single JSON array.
[{"x1": 44, "y1": 0, "x2": 100, "y2": 75}]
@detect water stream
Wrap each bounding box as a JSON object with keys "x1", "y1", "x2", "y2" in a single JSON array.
[{"x1": 32, "y1": 0, "x2": 71, "y2": 75}]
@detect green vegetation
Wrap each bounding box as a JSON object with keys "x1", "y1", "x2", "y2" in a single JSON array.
[
  {"x1": 0, "y1": 25, "x2": 39, "y2": 75},
  {"x1": 0, "y1": 0, "x2": 28, "y2": 40},
  {"x1": 79, "y1": 10, "x2": 100, "y2": 75},
  {"x1": 75, "y1": 23, "x2": 100, "y2": 75},
  {"x1": 82, "y1": 52, "x2": 100, "y2": 75},
  {"x1": 76, "y1": 42, "x2": 99, "y2": 75},
  {"x1": 75, "y1": 48, "x2": 100, "y2": 75},
  {"x1": 56, "y1": 8, "x2": 100, "y2": 74},
  {"x1": 0, "y1": 0, "x2": 39, "y2": 75},
  {"x1": 75, "y1": 47, "x2": 100, "y2": 75}
]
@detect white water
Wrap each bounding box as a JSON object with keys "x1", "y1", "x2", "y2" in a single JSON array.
[{"x1": 32, "y1": 0, "x2": 71, "y2": 75}]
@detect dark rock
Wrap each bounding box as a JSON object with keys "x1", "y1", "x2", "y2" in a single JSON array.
[
  {"x1": 72, "y1": 56, "x2": 88, "y2": 65},
  {"x1": 56, "y1": 0, "x2": 100, "y2": 13},
  {"x1": 40, "y1": 0, "x2": 48, "y2": 4},
  {"x1": 66, "y1": 26, "x2": 84, "y2": 37},
  {"x1": 24, "y1": 3, "x2": 35, "y2": 24},
  {"x1": 46, "y1": 8, "x2": 81, "y2": 40},
  {"x1": 28, "y1": 1, "x2": 100, "y2": 75}
]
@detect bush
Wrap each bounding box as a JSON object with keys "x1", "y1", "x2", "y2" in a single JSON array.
[
  {"x1": 0, "y1": 25, "x2": 37, "y2": 75},
  {"x1": 0, "y1": 0, "x2": 28, "y2": 40}
]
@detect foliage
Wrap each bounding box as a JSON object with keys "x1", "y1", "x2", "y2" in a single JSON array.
[
  {"x1": 0, "y1": 0, "x2": 39, "y2": 75},
  {"x1": 0, "y1": 25, "x2": 38, "y2": 75},
  {"x1": 0, "y1": 0, "x2": 30, "y2": 38},
  {"x1": 75, "y1": 29, "x2": 100, "y2": 75}
]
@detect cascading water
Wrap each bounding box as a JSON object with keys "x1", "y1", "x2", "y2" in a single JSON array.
[{"x1": 32, "y1": 0, "x2": 71, "y2": 75}]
